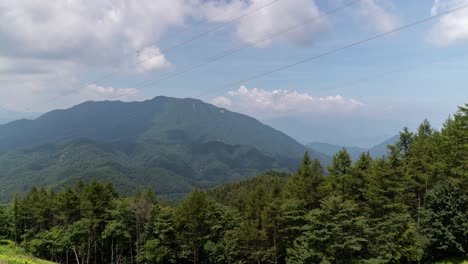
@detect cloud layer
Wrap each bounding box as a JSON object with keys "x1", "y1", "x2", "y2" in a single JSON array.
[
  {"x1": 429, "y1": 0, "x2": 468, "y2": 46},
  {"x1": 212, "y1": 85, "x2": 363, "y2": 118},
  {"x1": 0, "y1": 0, "x2": 189, "y2": 65},
  {"x1": 203, "y1": 0, "x2": 328, "y2": 46},
  {"x1": 355, "y1": 0, "x2": 401, "y2": 33}
]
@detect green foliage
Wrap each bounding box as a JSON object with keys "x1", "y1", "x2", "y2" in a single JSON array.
[
  {"x1": 0, "y1": 97, "x2": 331, "y2": 201},
  {"x1": 423, "y1": 181, "x2": 468, "y2": 260},
  {"x1": 0, "y1": 139, "x2": 297, "y2": 201},
  {"x1": 287, "y1": 196, "x2": 369, "y2": 264},
  {"x1": 0, "y1": 239, "x2": 54, "y2": 264},
  {"x1": 0, "y1": 104, "x2": 467, "y2": 263},
  {"x1": 366, "y1": 213, "x2": 425, "y2": 263}
]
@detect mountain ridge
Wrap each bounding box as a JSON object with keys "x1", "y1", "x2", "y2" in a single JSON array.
[
  {"x1": 0, "y1": 96, "x2": 331, "y2": 200},
  {"x1": 307, "y1": 135, "x2": 399, "y2": 160}
]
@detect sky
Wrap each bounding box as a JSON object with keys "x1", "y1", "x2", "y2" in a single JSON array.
[{"x1": 0, "y1": 0, "x2": 467, "y2": 147}]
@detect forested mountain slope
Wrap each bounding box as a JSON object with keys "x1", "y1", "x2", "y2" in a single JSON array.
[
  {"x1": 0, "y1": 104, "x2": 466, "y2": 264},
  {"x1": 0, "y1": 97, "x2": 330, "y2": 200},
  {"x1": 0, "y1": 138, "x2": 294, "y2": 201},
  {"x1": 0, "y1": 97, "x2": 308, "y2": 159}
]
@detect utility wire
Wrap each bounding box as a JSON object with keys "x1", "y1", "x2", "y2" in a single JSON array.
[
  {"x1": 317, "y1": 53, "x2": 465, "y2": 94},
  {"x1": 134, "y1": 0, "x2": 361, "y2": 90},
  {"x1": 30, "y1": 0, "x2": 283, "y2": 111},
  {"x1": 192, "y1": 2, "x2": 468, "y2": 99},
  {"x1": 80, "y1": 0, "x2": 248, "y2": 86}
]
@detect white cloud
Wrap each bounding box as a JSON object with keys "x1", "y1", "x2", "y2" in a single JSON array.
[
  {"x1": 429, "y1": 0, "x2": 468, "y2": 46},
  {"x1": 0, "y1": 0, "x2": 189, "y2": 65},
  {"x1": 135, "y1": 46, "x2": 172, "y2": 73},
  {"x1": 212, "y1": 96, "x2": 232, "y2": 107},
  {"x1": 200, "y1": 0, "x2": 328, "y2": 46},
  {"x1": 212, "y1": 85, "x2": 363, "y2": 118},
  {"x1": 354, "y1": 0, "x2": 401, "y2": 33},
  {"x1": 78, "y1": 84, "x2": 140, "y2": 101},
  {"x1": 0, "y1": 0, "x2": 189, "y2": 111}
]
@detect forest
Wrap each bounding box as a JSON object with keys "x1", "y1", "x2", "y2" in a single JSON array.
[{"x1": 0, "y1": 105, "x2": 466, "y2": 264}]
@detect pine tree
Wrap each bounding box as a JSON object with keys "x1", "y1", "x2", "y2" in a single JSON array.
[
  {"x1": 440, "y1": 104, "x2": 468, "y2": 192},
  {"x1": 287, "y1": 196, "x2": 369, "y2": 264},
  {"x1": 175, "y1": 189, "x2": 212, "y2": 264},
  {"x1": 423, "y1": 181, "x2": 467, "y2": 260},
  {"x1": 328, "y1": 148, "x2": 352, "y2": 198},
  {"x1": 288, "y1": 154, "x2": 326, "y2": 210}
]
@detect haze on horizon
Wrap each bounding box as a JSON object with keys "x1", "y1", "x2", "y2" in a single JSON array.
[{"x1": 0, "y1": 0, "x2": 467, "y2": 147}]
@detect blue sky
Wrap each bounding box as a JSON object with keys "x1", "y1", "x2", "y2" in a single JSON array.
[{"x1": 0, "y1": 0, "x2": 467, "y2": 147}]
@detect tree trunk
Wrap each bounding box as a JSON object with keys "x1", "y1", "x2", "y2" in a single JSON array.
[
  {"x1": 111, "y1": 239, "x2": 114, "y2": 264},
  {"x1": 72, "y1": 246, "x2": 80, "y2": 264}
]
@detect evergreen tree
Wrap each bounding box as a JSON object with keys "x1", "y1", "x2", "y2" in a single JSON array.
[
  {"x1": 440, "y1": 104, "x2": 468, "y2": 192},
  {"x1": 175, "y1": 189, "x2": 213, "y2": 264},
  {"x1": 0, "y1": 204, "x2": 9, "y2": 238},
  {"x1": 287, "y1": 196, "x2": 369, "y2": 264},
  {"x1": 288, "y1": 153, "x2": 326, "y2": 210},
  {"x1": 328, "y1": 148, "x2": 352, "y2": 198},
  {"x1": 423, "y1": 181, "x2": 467, "y2": 260}
]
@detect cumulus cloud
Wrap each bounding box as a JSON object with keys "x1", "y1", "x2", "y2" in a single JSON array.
[
  {"x1": 212, "y1": 96, "x2": 232, "y2": 107},
  {"x1": 135, "y1": 46, "x2": 172, "y2": 73},
  {"x1": 353, "y1": 0, "x2": 401, "y2": 33},
  {"x1": 78, "y1": 84, "x2": 140, "y2": 101},
  {"x1": 0, "y1": 0, "x2": 188, "y2": 112},
  {"x1": 0, "y1": 0, "x2": 189, "y2": 65},
  {"x1": 429, "y1": 0, "x2": 468, "y2": 46},
  {"x1": 200, "y1": 0, "x2": 328, "y2": 46},
  {"x1": 212, "y1": 85, "x2": 363, "y2": 118}
]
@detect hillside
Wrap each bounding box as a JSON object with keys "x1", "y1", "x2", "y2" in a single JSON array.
[
  {"x1": 308, "y1": 135, "x2": 399, "y2": 160},
  {"x1": 0, "y1": 139, "x2": 293, "y2": 200},
  {"x1": 0, "y1": 105, "x2": 467, "y2": 263},
  {"x1": 0, "y1": 97, "x2": 330, "y2": 200},
  {"x1": 0, "y1": 240, "x2": 54, "y2": 264},
  {"x1": 0, "y1": 97, "x2": 308, "y2": 158}
]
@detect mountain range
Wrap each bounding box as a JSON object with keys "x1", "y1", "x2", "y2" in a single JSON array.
[
  {"x1": 0, "y1": 96, "x2": 330, "y2": 200},
  {"x1": 307, "y1": 135, "x2": 399, "y2": 161}
]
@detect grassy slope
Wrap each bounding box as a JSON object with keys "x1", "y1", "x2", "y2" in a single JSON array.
[{"x1": 0, "y1": 240, "x2": 54, "y2": 264}]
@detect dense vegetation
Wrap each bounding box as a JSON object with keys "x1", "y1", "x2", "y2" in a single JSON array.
[
  {"x1": 0, "y1": 139, "x2": 293, "y2": 201},
  {"x1": 0, "y1": 240, "x2": 54, "y2": 264},
  {"x1": 0, "y1": 105, "x2": 466, "y2": 263},
  {"x1": 0, "y1": 97, "x2": 330, "y2": 200}
]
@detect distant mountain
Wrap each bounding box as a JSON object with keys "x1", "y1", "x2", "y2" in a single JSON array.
[
  {"x1": 0, "y1": 97, "x2": 330, "y2": 200},
  {"x1": 307, "y1": 142, "x2": 365, "y2": 161},
  {"x1": 307, "y1": 135, "x2": 399, "y2": 161},
  {"x1": 0, "y1": 107, "x2": 40, "y2": 124}
]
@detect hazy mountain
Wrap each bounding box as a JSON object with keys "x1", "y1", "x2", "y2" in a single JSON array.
[
  {"x1": 308, "y1": 135, "x2": 399, "y2": 160},
  {"x1": 264, "y1": 115, "x2": 403, "y2": 148},
  {"x1": 0, "y1": 107, "x2": 40, "y2": 124},
  {"x1": 0, "y1": 97, "x2": 330, "y2": 200}
]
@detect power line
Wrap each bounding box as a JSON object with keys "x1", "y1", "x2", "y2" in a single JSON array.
[
  {"x1": 317, "y1": 53, "x2": 465, "y2": 94},
  {"x1": 76, "y1": 1, "x2": 249, "y2": 86},
  {"x1": 29, "y1": 0, "x2": 283, "y2": 111},
  {"x1": 134, "y1": 0, "x2": 361, "y2": 90},
  {"x1": 192, "y1": 2, "x2": 468, "y2": 99}
]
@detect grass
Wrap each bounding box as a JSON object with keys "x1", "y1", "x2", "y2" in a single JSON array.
[{"x1": 0, "y1": 240, "x2": 54, "y2": 264}]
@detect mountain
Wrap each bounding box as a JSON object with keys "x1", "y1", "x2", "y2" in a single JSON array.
[
  {"x1": 307, "y1": 142, "x2": 365, "y2": 161},
  {"x1": 368, "y1": 135, "x2": 399, "y2": 157},
  {"x1": 0, "y1": 97, "x2": 330, "y2": 200},
  {"x1": 0, "y1": 107, "x2": 40, "y2": 124},
  {"x1": 307, "y1": 135, "x2": 399, "y2": 161}
]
